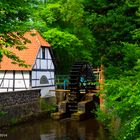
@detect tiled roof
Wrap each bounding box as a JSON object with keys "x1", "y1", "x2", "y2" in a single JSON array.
[{"x1": 0, "y1": 30, "x2": 50, "y2": 71}]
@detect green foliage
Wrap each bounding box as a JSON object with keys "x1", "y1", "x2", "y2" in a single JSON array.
[
  {"x1": 82, "y1": 0, "x2": 140, "y2": 77},
  {"x1": 1, "y1": 0, "x2": 140, "y2": 74},
  {"x1": 10, "y1": 117, "x2": 18, "y2": 125},
  {"x1": 40, "y1": 99, "x2": 56, "y2": 114},
  {"x1": 0, "y1": 0, "x2": 37, "y2": 67},
  {"x1": 31, "y1": 1, "x2": 140, "y2": 139},
  {"x1": 97, "y1": 73, "x2": 140, "y2": 139},
  {"x1": 32, "y1": 0, "x2": 95, "y2": 74},
  {"x1": 0, "y1": 111, "x2": 7, "y2": 118},
  {"x1": 43, "y1": 28, "x2": 85, "y2": 73},
  {"x1": 95, "y1": 107, "x2": 111, "y2": 128},
  {"x1": 30, "y1": 0, "x2": 140, "y2": 76},
  {"x1": 43, "y1": 28, "x2": 82, "y2": 50}
]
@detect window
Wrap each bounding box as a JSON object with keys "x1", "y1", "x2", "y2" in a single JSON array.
[
  {"x1": 40, "y1": 75, "x2": 49, "y2": 84},
  {"x1": 42, "y1": 47, "x2": 45, "y2": 59}
]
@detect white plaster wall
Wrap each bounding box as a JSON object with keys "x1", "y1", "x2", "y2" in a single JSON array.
[
  {"x1": 0, "y1": 71, "x2": 30, "y2": 92},
  {"x1": 32, "y1": 70, "x2": 55, "y2": 97},
  {"x1": 41, "y1": 59, "x2": 47, "y2": 69},
  {"x1": 23, "y1": 71, "x2": 30, "y2": 79},
  {"x1": 36, "y1": 59, "x2": 41, "y2": 69},
  {"x1": 32, "y1": 71, "x2": 37, "y2": 79},
  {"x1": 32, "y1": 71, "x2": 55, "y2": 87},
  {"x1": 15, "y1": 71, "x2": 30, "y2": 89},
  {"x1": 47, "y1": 49, "x2": 51, "y2": 59},
  {"x1": 48, "y1": 60, "x2": 54, "y2": 69},
  {"x1": 0, "y1": 89, "x2": 7, "y2": 92},
  {"x1": 0, "y1": 71, "x2": 14, "y2": 92},
  {"x1": 4, "y1": 71, "x2": 13, "y2": 78},
  {"x1": 14, "y1": 88, "x2": 27, "y2": 91},
  {"x1": 40, "y1": 86, "x2": 56, "y2": 97}
]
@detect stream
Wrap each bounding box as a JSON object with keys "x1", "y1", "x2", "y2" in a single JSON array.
[{"x1": 0, "y1": 118, "x2": 110, "y2": 140}]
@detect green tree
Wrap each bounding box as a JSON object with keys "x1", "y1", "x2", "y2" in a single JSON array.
[
  {"x1": 32, "y1": 0, "x2": 140, "y2": 76},
  {"x1": 83, "y1": 0, "x2": 140, "y2": 77},
  {"x1": 43, "y1": 28, "x2": 83, "y2": 73},
  {"x1": 0, "y1": 0, "x2": 37, "y2": 67},
  {"x1": 97, "y1": 72, "x2": 140, "y2": 139},
  {"x1": 31, "y1": 0, "x2": 95, "y2": 74}
]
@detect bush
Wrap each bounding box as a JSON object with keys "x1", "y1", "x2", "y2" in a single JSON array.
[
  {"x1": 96, "y1": 76, "x2": 140, "y2": 140},
  {"x1": 0, "y1": 111, "x2": 7, "y2": 118},
  {"x1": 40, "y1": 98, "x2": 57, "y2": 114}
]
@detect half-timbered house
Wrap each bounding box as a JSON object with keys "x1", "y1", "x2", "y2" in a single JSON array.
[{"x1": 0, "y1": 30, "x2": 55, "y2": 97}]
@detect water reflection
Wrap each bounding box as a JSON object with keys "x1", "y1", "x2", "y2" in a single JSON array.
[{"x1": 2, "y1": 118, "x2": 109, "y2": 140}]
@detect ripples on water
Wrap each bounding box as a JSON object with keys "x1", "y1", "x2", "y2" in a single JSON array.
[{"x1": 0, "y1": 118, "x2": 109, "y2": 140}]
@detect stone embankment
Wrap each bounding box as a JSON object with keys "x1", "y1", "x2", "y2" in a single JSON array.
[{"x1": 0, "y1": 89, "x2": 41, "y2": 127}]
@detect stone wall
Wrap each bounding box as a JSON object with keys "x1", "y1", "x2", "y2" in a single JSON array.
[{"x1": 0, "y1": 89, "x2": 41, "y2": 127}]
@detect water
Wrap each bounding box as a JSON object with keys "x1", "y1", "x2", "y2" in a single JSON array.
[{"x1": 1, "y1": 118, "x2": 109, "y2": 140}]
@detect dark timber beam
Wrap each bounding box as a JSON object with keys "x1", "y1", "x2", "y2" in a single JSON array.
[{"x1": 13, "y1": 71, "x2": 15, "y2": 91}]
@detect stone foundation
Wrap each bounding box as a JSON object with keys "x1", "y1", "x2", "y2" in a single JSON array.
[{"x1": 0, "y1": 89, "x2": 41, "y2": 127}]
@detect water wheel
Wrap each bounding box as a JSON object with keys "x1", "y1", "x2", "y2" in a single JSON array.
[
  {"x1": 51, "y1": 61, "x2": 99, "y2": 119},
  {"x1": 68, "y1": 61, "x2": 96, "y2": 103}
]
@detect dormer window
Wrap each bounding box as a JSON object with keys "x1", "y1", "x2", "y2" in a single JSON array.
[{"x1": 42, "y1": 47, "x2": 45, "y2": 59}]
